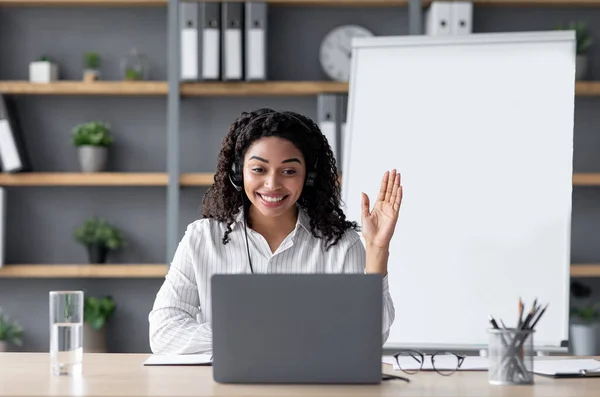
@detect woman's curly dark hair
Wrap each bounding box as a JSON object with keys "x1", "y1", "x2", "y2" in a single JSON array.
[{"x1": 201, "y1": 107, "x2": 359, "y2": 249}]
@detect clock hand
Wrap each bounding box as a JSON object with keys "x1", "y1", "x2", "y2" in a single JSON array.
[{"x1": 338, "y1": 45, "x2": 352, "y2": 58}]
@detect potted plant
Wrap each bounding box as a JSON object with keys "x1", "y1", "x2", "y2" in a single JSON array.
[
  {"x1": 29, "y1": 55, "x2": 58, "y2": 83},
  {"x1": 71, "y1": 121, "x2": 113, "y2": 172},
  {"x1": 83, "y1": 52, "x2": 101, "y2": 82},
  {"x1": 74, "y1": 217, "x2": 127, "y2": 264},
  {"x1": 83, "y1": 296, "x2": 116, "y2": 353},
  {"x1": 569, "y1": 280, "x2": 600, "y2": 355},
  {"x1": 0, "y1": 308, "x2": 23, "y2": 352},
  {"x1": 556, "y1": 22, "x2": 593, "y2": 80},
  {"x1": 121, "y1": 48, "x2": 150, "y2": 81}
]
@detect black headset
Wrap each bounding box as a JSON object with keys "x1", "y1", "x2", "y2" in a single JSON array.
[{"x1": 227, "y1": 111, "x2": 318, "y2": 274}]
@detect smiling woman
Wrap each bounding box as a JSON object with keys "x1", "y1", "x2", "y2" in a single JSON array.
[{"x1": 148, "y1": 108, "x2": 403, "y2": 355}]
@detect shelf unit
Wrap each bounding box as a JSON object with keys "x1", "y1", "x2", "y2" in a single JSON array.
[
  {"x1": 0, "y1": 264, "x2": 168, "y2": 278},
  {"x1": 0, "y1": 0, "x2": 597, "y2": 279}
]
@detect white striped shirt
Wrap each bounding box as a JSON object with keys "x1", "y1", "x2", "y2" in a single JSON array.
[{"x1": 148, "y1": 206, "x2": 395, "y2": 354}]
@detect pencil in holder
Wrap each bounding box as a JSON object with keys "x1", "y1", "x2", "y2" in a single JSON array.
[{"x1": 488, "y1": 328, "x2": 535, "y2": 385}]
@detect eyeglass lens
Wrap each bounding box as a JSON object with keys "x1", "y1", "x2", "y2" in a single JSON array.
[
  {"x1": 395, "y1": 350, "x2": 461, "y2": 376},
  {"x1": 395, "y1": 350, "x2": 423, "y2": 374},
  {"x1": 431, "y1": 352, "x2": 460, "y2": 376}
]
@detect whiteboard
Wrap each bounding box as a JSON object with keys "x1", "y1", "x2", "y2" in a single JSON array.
[{"x1": 341, "y1": 31, "x2": 576, "y2": 350}]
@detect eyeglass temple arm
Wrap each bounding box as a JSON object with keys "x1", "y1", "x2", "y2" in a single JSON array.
[{"x1": 381, "y1": 373, "x2": 410, "y2": 382}]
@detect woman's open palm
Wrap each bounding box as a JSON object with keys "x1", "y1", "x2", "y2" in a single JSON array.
[{"x1": 361, "y1": 169, "x2": 403, "y2": 249}]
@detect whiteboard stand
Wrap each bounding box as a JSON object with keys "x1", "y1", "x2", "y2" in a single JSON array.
[{"x1": 343, "y1": 31, "x2": 576, "y2": 354}]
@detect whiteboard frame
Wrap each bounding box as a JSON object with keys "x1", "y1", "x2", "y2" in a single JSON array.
[{"x1": 343, "y1": 31, "x2": 575, "y2": 353}]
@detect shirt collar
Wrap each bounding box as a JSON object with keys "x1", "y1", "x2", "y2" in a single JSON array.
[{"x1": 231, "y1": 204, "x2": 311, "y2": 234}]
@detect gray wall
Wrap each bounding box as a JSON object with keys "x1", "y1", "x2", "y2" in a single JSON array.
[{"x1": 0, "y1": 4, "x2": 599, "y2": 353}]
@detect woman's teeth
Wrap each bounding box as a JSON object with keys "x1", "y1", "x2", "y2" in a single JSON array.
[{"x1": 259, "y1": 194, "x2": 285, "y2": 203}]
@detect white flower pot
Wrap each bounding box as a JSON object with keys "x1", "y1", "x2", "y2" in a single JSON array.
[
  {"x1": 570, "y1": 322, "x2": 600, "y2": 356},
  {"x1": 83, "y1": 69, "x2": 100, "y2": 82},
  {"x1": 78, "y1": 146, "x2": 108, "y2": 173},
  {"x1": 0, "y1": 341, "x2": 6, "y2": 352},
  {"x1": 29, "y1": 61, "x2": 58, "y2": 83},
  {"x1": 576, "y1": 55, "x2": 588, "y2": 81}
]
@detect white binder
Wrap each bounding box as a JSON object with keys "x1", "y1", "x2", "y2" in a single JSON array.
[
  {"x1": 180, "y1": 2, "x2": 221, "y2": 81},
  {"x1": 180, "y1": 1, "x2": 200, "y2": 80},
  {"x1": 318, "y1": 94, "x2": 338, "y2": 162},
  {"x1": 245, "y1": 2, "x2": 267, "y2": 81},
  {"x1": 201, "y1": 2, "x2": 222, "y2": 80},
  {"x1": 222, "y1": 2, "x2": 244, "y2": 80},
  {"x1": 425, "y1": 1, "x2": 451, "y2": 36},
  {"x1": 0, "y1": 95, "x2": 29, "y2": 173},
  {"x1": 450, "y1": 1, "x2": 473, "y2": 36}
]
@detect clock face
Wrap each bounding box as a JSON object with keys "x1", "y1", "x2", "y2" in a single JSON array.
[{"x1": 319, "y1": 25, "x2": 374, "y2": 82}]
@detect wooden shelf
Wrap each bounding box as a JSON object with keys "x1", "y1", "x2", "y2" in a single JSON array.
[
  {"x1": 0, "y1": 0, "x2": 411, "y2": 6},
  {"x1": 1, "y1": 81, "x2": 599, "y2": 97},
  {"x1": 0, "y1": 0, "x2": 166, "y2": 5},
  {"x1": 0, "y1": 172, "x2": 219, "y2": 186},
  {"x1": 180, "y1": 81, "x2": 348, "y2": 96},
  {"x1": 0, "y1": 264, "x2": 168, "y2": 278},
  {"x1": 0, "y1": 172, "x2": 598, "y2": 187},
  {"x1": 0, "y1": 81, "x2": 168, "y2": 95},
  {"x1": 0, "y1": 264, "x2": 596, "y2": 278},
  {"x1": 0, "y1": 81, "x2": 347, "y2": 96},
  {"x1": 462, "y1": 0, "x2": 600, "y2": 6},
  {"x1": 573, "y1": 173, "x2": 600, "y2": 186},
  {"x1": 180, "y1": 173, "x2": 215, "y2": 186},
  {"x1": 0, "y1": 173, "x2": 169, "y2": 186},
  {"x1": 4, "y1": 0, "x2": 599, "y2": 6},
  {"x1": 571, "y1": 264, "x2": 600, "y2": 278},
  {"x1": 575, "y1": 82, "x2": 600, "y2": 97}
]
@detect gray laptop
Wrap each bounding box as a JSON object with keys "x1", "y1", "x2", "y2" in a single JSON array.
[{"x1": 211, "y1": 274, "x2": 383, "y2": 384}]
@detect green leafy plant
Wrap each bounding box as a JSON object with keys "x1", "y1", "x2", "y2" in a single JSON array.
[
  {"x1": 124, "y1": 68, "x2": 144, "y2": 81},
  {"x1": 84, "y1": 52, "x2": 100, "y2": 70},
  {"x1": 74, "y1": 217, "x2": 127, "y2": 251},
  {"x1": 84, "y1": 296, "x2": 116, "y2": 330},
  {"x1": 38, "y1": 55, "x2": 52, "y2": 62},
  {"x1": 556, "y1": 21, "x2": 593, "y2": 55},
  {"x1": 0, "y1": 308, "x2": 23, "y2": 347},
  {"x1": 571, "y1": 302, "x2": 600, "y2": 324},
  {"x1": 71, "y1": 121, "x2": 113, "y2": 147}
]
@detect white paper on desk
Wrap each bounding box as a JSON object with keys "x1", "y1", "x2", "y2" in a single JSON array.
[
  {"x1": 143, "y1": 353, "x2": 212, "y2": 366},
  {"x1": 532, "y1": 359, "x2": 600, "y2": 375},
  {"x1": 382, "y1": 355, "x2": 488, "y2": 371}
]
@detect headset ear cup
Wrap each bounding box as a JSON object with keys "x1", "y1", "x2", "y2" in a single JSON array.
[
  {"x1": 305, "y1": 171, "x2": 316, "y2": 187},
  {"x1": 229, "y1": 161, "x2": 243, "y2": 191}
]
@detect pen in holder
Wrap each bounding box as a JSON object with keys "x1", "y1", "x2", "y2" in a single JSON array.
[{"x1": 488, "y1": 328, "x2": 535, "y2": 385}]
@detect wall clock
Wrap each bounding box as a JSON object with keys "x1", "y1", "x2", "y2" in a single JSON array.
[{"x1": 319, "y1": 25, "x2": 374, "y2": 82}]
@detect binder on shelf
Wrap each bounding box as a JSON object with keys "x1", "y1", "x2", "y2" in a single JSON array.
[
  {"x1": 201, "y1": 2, "x2": 222, "y2": 80},
  {"x1": 450, "y1": 1, "x2": 473, "y2": 36},
  {"x1": 0, "y1": 94, "x2": 30, "y2": 173},
  {"x1": 180, "y1": 1, "x2": 200, "y2": 81},
  {"x1": 180, "y1": 1, "x2": 221, "y2": 81},
  {"x1": 244, "y1": 2, "x2": 267, "y2": 81},
  {"x1": 425, "y1": 1, "x2": 451, "y2": 36},
  {"x1": 317, "y1": 94, "x2": 338, "y2": 163},
  {"x1": 222, "y1": 2, "x2": 244, "y2": 81}
]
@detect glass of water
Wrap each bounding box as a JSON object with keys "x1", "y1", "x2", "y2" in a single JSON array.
[{"x1": 49, "y1": 291, "x2": 84, "y2": 376}]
